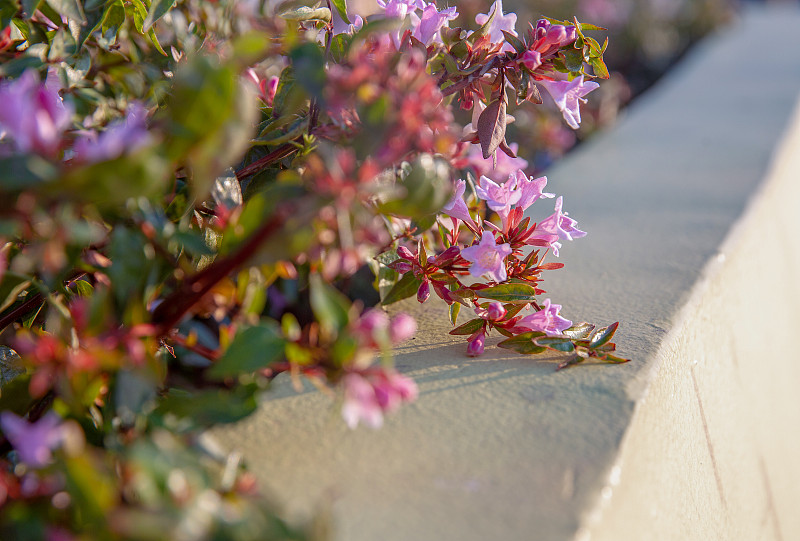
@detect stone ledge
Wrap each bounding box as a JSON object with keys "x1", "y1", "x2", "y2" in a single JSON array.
[{"x1": 210, "y1": 6, "x2": 800, "y2": 540}]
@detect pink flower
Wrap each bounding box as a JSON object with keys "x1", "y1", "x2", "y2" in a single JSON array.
[
  {"x1": 0, "y1": 70, "x2": 71, "y2": 157},
  {"x1": 442, "y1": 179, "x2": 477, "y2": 229},
  {"x1": 465, "y1": 141, "x2": 528, "y2": 183},
  {"x1": 528, "y1": 196, "x2": 585, "y2": 256},
  {"x1": 341, "y1": 370, "x2": 418, "y2": 429},
  {"x1": 538, "y1": 75, "x2": 599, "y2": 129},
  {"x1": 461, "y1": 231, "x2": 512, "y2": 282},
  {"x1": 389, "y1": 313, "x2": 417, "y2": 343},
  {"x1": 475, "y1": 175, "x2": 520, "y2": 226},
  {"x1": 475, "y1": 301, "x2": 506, "y2": 321},
  {"x1": 474, "y1": 0, "x2": 517, "y2": 51},
  {"x1": 529, "y1": 20, "x2": 577, "y2": 55},
  {"x1": 513, "y1": 171, "x2": 554, "y2": 211},
  {"x1": 466, "y1": 329, "x2": 486, "y2": 356},
  {"x1": 517, "y1": 299, "x2": 572, "y2": 336},
  {"x1": 518, "y1": 50, "x2": 542, "y2": 71},
  {"x1": 0, "y1": 412, "x2": 64, "y2": 468},
  {"x1": 73, "y1": 102, "x2": 151, "y2": 163},
  {"x1": 410, "y1": 4, "x2": 458, "y2": 45},
  {"x1": 376, "y1": 0, "x2": 426, "y2": 20}
]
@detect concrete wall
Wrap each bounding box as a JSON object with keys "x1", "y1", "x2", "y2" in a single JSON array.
[{"x1": 211, "y1": 6, "x2": 800, "y2": 540}]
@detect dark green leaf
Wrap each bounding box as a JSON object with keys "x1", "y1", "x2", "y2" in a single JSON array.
[
  {"x1": 589, "y1": 322, "x2": 618, "y2": 348},
  {"x1": 449, "y1": 317, "x2": 485, "y2": 336},
  {"x1": 0, "y1": 273, "x2": 31, "y2": 313},
  {"x1": 380, "y1": 271, "x2": 421, "y2": 305},
  {"x1": 498, "y1": 332, "x2": 547, "y2": 355},
  {"x1": 534, "y1": 336, "x2": 575, "y2": 352},
  {"x1": 21, "y1": 0, "x2": 42, "y2": 17},
  {"x1": 0, "y1": 154, "x2": 58, "y2": 190},
  {"x1": 501, "y1": 30, "x2": 526, "y2": 55},
  {"x1": 331, "y1": 0, "x2": 349, "y2": 24},
  {"x1": 449, "y1": 302, "x2": 460, "y2": 325},
  {"x1": 142, "y1": 0, "x2": 174, "y2": 31},
  {"x1": 207, "y1": 323, "x2": 286, "y2": 380},
  {"x1": 475, "y1": 283, "x2": 537, "y2": 303},
  {"x1": 155, "y1": 384, "x2": 260, "y2": 427},
  {"x1": 309, "y1": 273, "x2": 351, "y2": 336}
]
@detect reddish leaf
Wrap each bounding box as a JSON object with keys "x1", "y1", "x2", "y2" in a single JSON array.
[{"x1": 477, "y1": 99, "x2": 507, "y2": 159}]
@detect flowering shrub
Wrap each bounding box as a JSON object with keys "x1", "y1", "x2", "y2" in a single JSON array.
[{"x1": 0, "y1": 0, "x2": 627, "y2": 537}]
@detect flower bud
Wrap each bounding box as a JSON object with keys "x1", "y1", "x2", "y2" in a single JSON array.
[
  {"x1": 417, "y1": 280, "x2": 431, "y2": 303},
  {"x1": 466, "y1": 330, "x2": 486, "y2": 357},
  {"x1": 486, "y1": 302, "x2": 507, "y2": 321}
]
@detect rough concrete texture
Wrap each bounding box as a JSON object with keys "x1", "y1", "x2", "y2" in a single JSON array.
[{"x1": 210, "y1": 6, "x2": 800, "y2": 540}]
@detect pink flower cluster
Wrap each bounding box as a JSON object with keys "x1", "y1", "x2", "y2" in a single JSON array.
[{"x1": 341, "y1": 369, "x2": 418, "y2": 428}]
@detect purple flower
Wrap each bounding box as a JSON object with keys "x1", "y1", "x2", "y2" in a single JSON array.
[
  {"x1": 0, "y1": 411, "x2": 64, "y2": 468},
  {"x1": 465, "y1": 141, "x2": 528, "y2": 183},
  {"x1": 73, "y1": 102, "x2": 151, "y2": 163},
  {"x1": 389, "y1": 313, "x2": 417, "y2": 343},
  {"x1": 517, "y1": 299, "x2": 572, "y2": 336},
  {"x1": 475, "y1": 301, "x2": 506, "y2": 322},
  {"x1": 0, "y1": 70, "x2": 71, "y2": 157},
  {"x1": 341, "y1": 370, "x2": 418, "y2": 429},
  {"x1": 376, "y1": 0, "x2": 426, "y2": 19},
  {"x1": 538, "y1": 75, "x2": 599, "y2": 129},
  {"x1": 442, "y1": 179, "x2": 477, "y2": 229},
  {"x1": 474, "y1": 0, "x2": 517, "y2": 50},
  {"x1": 461, "y1": 231, "x2": 512, "y2": 282},
  {"x1": 466, "y1": 329, "x2": 486, "y2": 356},
  {"x1": 475, "y1": 175, "x2": 520, "y2": 226},
  {"x1": 410, "y1": 4, "x2": 458, "y2": 45},
  {"x1": 513, "y1": 171, "x2": 554, "y2": 211},
  {"x1": 529, "y1": 196, "x2": 586, "y2": 256},
  {"x1": 518, "y1": 50, "x2": 542, "y2": 71}
]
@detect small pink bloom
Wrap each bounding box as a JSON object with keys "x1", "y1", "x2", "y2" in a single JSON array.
[
  {"x1": 341, "y1": 370, "x2": 418, "y2": 429},
  {"x1": 442, "y1": 179, "x2": 477, "y2": 229},
  {"x1": 389, "y1": 313, "x2": 417, "y2": 343},
  {"x1": 0, "y1": 412, "x2": 64, "y2": 468},
  {"x1": 475, "y1": 175, "x2": 520, "y2": 227},
  {"x1": 475, "y1": 301, "x2": 506, "y2": 322},
  {"x1": 0, "y1": 70, "x2": 71, "y2": 157},
  {"x1": 528, "y1": 196, "x2": 585, "y2": 256},
  {"x1": 466, "y1": 329, "x2": 486, "y2": 356},
  {"x1": 517, "y1": 299, "x2": 572, "y2": 336},
  {"x1": 460, "y1": 231, "x2": 512, "y2": 282},
  {"x1": 474, "y1": 0, "x2": 517, "y2": 51},
  {"x1": 410, "y1": 4, "x2": 458, "y2": 45},
  {"x1": 538, "y1": 75, "x2": 599, "y2": 129},
  {"x1": 73, "y1": 102, "x2": 150, "y2": 163},
  {"x1": 518, "y1": 50, "x2": 541, "y2": 71},
  {"x1": 417, "y1": 279, "x2": 431, "y2": 303},
  {"x1": 376, "y1": 0, "x2": 426, "y2": 20},
  {"x1": 513, "y1": 171, "x2": 554, "y2": 211}
]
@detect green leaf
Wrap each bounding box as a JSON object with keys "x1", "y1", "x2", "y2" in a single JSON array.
[
  {"x1": 142, "y1": 0, "x2": 174, "y2": 31},
  {"x1": 475, "y1": 283, "x2": 537, "y2": 303},
  {"x1": 589, "y1": 322, "x2": 618, "y2": 348},
  {"x1": 155, "y1": 384, "x2": 260, "y2": 427},
  {"x1": 0, "y1": 154, "x2": 58, "y2": 191},
  {"x1": 470, "y1": 1, "x2": 497, "y2": 42},
  {"x1": 449, "y1": 302, "x2": 460, "y2": 325},
  {"x1": 0, "y1": 273, "x2": 31, "y2": 313},
  {"x1": 22, "y1": 0, "x2": 42, "y2": 17},
  {"x1": 563, "y1": 48, "x2": 584, "y2": 73},
  {"x1": 591, "y1": 57, "x2": 609, "y2": 79},
  {"x1": 448, "y1": 317, "x2": 484, "y2": 336},
  {"x1": 331, "y1": 0, "x2": 349, "y2": 24},
  {"x1": 207, "y1": 323, "x2": 286, "y2": 380},
  {"x1": 290, "y1": 42, "x2": 326, "y2": 101},
  {"x1": 501, "y1": 29, "x2": 526, "y2": 55},
  {"x1": 309, "y1": 273, "x2": 351, "y2": 336},
  {"x1": 498, "y1": 332, "x2": 547, "y2": 355},
  {"x1": 534, "y1": 336, "x2": 575, "y2": 352},
  {"x1": 377, "y1": 154, "x2": 452, "y2": 219},
  {"x1": 599, "y1": 352, "x2": 630, "y2": 364},
  {"x1": 380, "y1": 271, "x2": 421, "y2": 305},
  {"x1": 46, "y1": 0, "x2": 86, "y2": 23}
]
